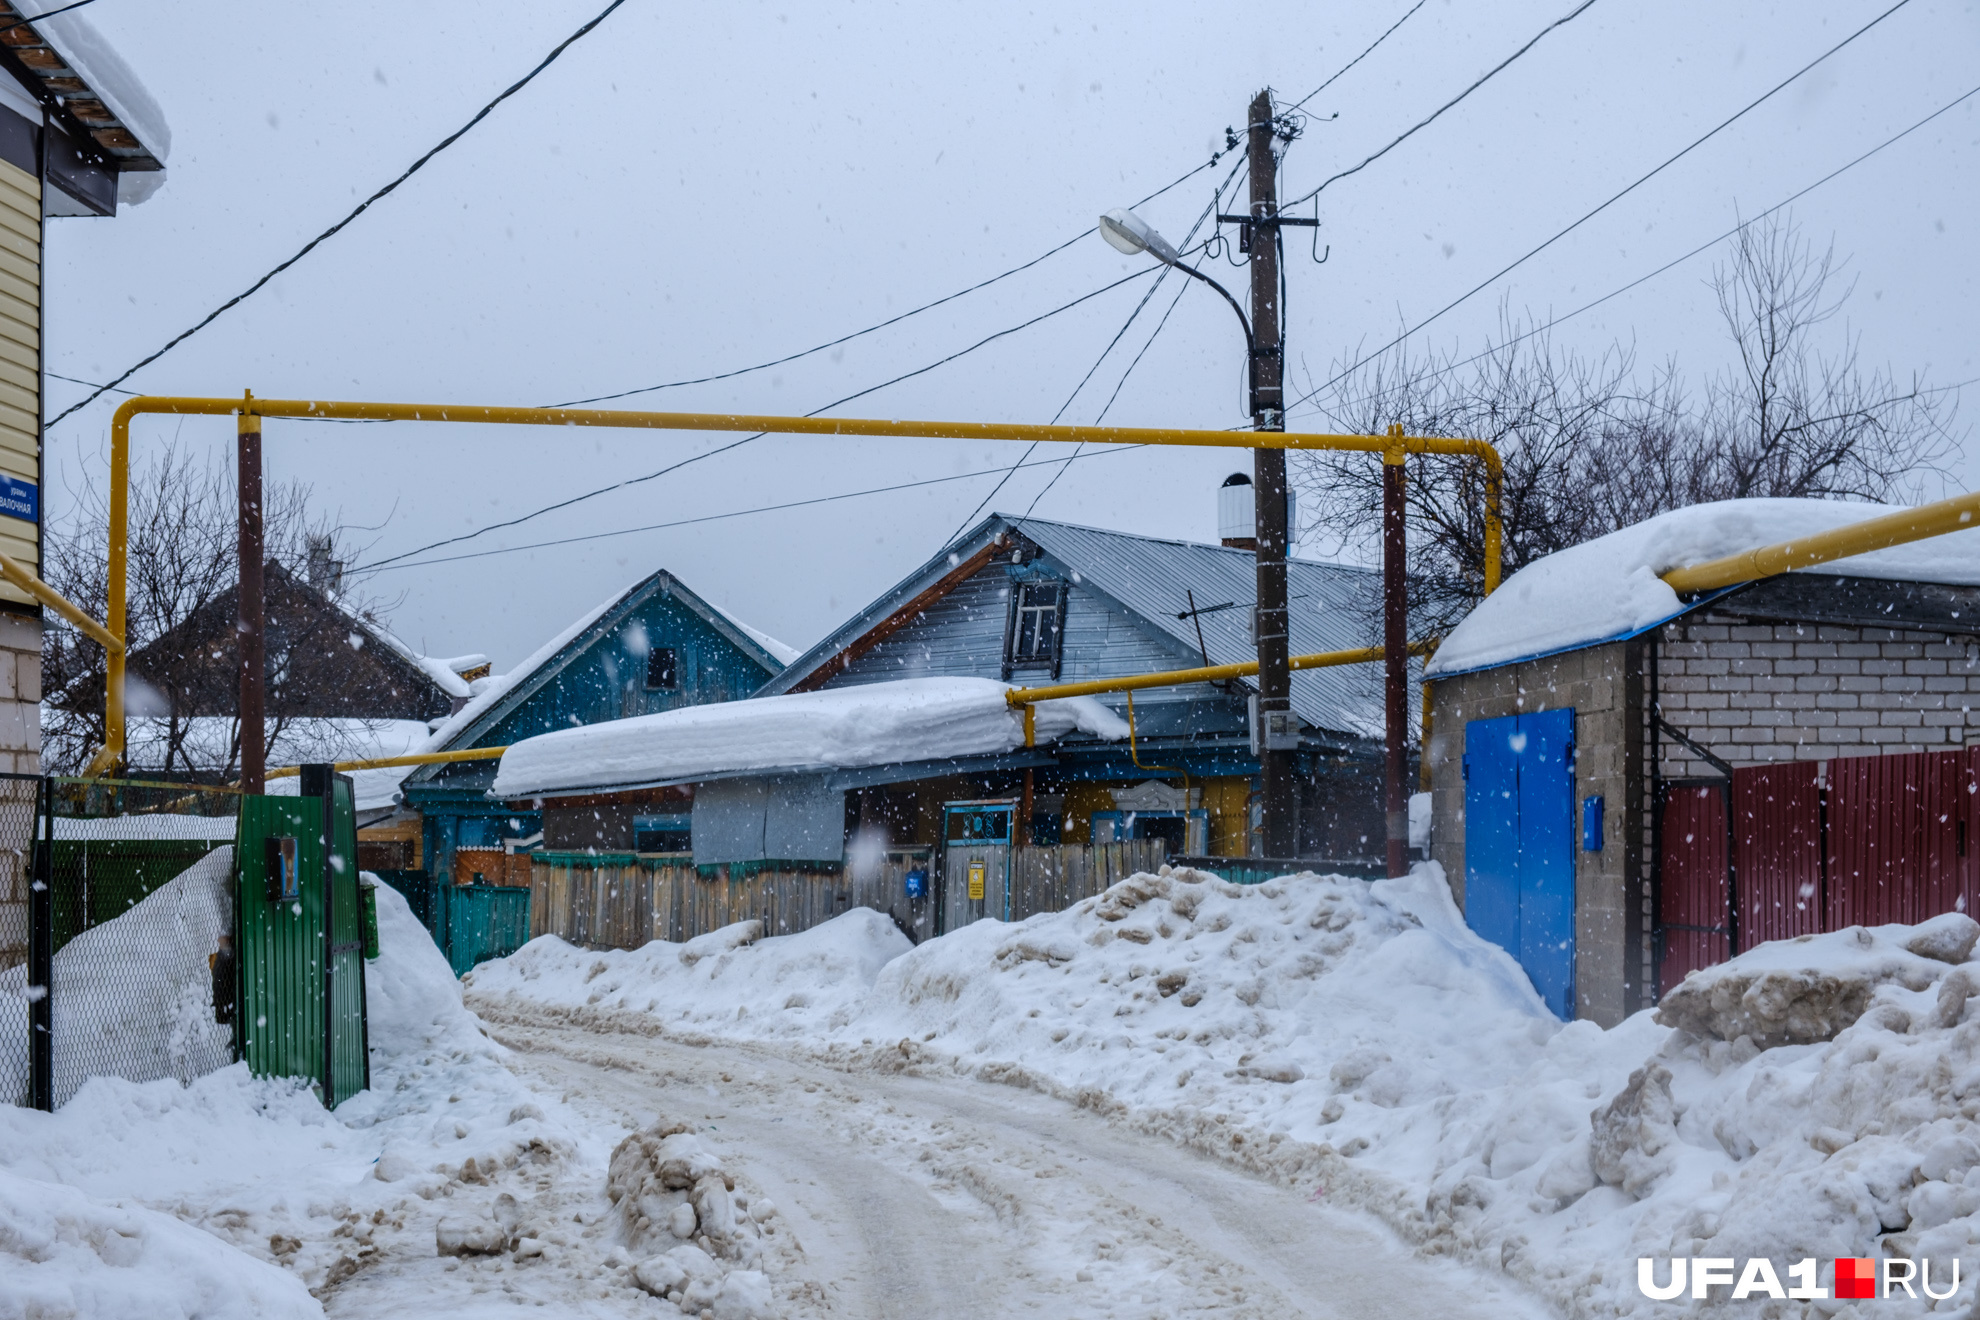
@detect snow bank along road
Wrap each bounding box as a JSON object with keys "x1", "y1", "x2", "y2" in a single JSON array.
[{"x1": 479, "y1": 1008, "x2": 1555, "y2": 1320}]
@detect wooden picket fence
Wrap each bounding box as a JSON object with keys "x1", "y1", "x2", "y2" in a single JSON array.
[{"x1": 527, "y1": 840, "x2": 1168, "y2": 951}]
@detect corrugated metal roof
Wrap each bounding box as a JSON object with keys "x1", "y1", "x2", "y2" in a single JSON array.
[
  {"x1": 1006, "y1": 516, "x2": 1385, "y2": 738},
  {"x1": 762, "y1": 513, "x2": 1386, "y2": 739}
]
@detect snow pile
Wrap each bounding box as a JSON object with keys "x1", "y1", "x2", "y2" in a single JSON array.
[
  {"x1": 610, "y1": 1120, "x2": 776, "y2": 1318},
  {"x1": 464, "y1": 908, "x2": 912, "y2": 1038},
  {"x1": 1429, "y1": 497, "x2": 1980, "y2": 676},
  {"x1": 492, "y1": 676, "x2": 1129, "y2": 796},
  {"x1": 0, "y1": 884, "x2": 585, "y2": 1312},
  {"x1": 0, "y1": 847, "x2": 235, "y2": 1107},
  {"x1": 0, "y1": 1166, "x2": 319, "y2": 1319},
  {"x1": 473, "y1": 867, "x2": 1980, "y2": 1315}
]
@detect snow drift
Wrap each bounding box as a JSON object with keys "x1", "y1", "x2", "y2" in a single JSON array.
[
  {"x1": 0, "y1": 847, "x2": 235, "y2": 1107},
  {"x1": 0, "y1": 883, "x2": 579, "y2": 1314},
  {"x1": 491, "y1": 675, "x2": 1128, "y2": 796},
  {"x1": 474, "y1": 865, "x2": 1980, "y2": 1315}
]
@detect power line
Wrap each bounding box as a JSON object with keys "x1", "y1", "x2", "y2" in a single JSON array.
[
  {"x1": 48, "y1": 0, "x2": 631, "y2": 427},
  {"x1": 4, "y1": 0, "x2": 101, "y2": 39},
  {"x1": 1021, "y1": 255, "x2": 1202, "y2": 521},
  {"x1": 1286, "y1": 0, "x2": 1428, "y2": 113},
  {"x1": 354, "y1": 444, "x2": 1149, "y2": 574},
  {"x1": 1282, "y1": 0, "x2": 1919, "y2": 417},
  {"x1": 549, "y1": 153, "x2": 1230, "y2": 409},
  {"x1": 947, "y1": 159, "x2": 1245, "y2": 538},
  {"x1": 1284, "y1": 0, "x2": 1602, "y2": 208},
  {"x1": 1290, "y1": 79, "x2": 1980, "y2": 416},
  {"x1": 354, "y1": 264, "x2": 1163, "y2": 572}
]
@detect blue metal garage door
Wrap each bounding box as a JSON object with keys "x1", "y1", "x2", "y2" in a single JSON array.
[{"x1": 1463, "y1": 708, "x2": 1576, "y2": 1018}]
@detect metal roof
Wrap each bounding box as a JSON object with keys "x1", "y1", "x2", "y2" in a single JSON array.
[{"x1": 762, "y1": 513, "x2": 1387, "y2": 739}]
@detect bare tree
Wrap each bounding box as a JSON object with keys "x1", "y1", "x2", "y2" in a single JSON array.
[
  {"x1": 40, "y1": 443, "x2": 378, "y2": 777},
  {"x1": 1293, "y1": 214, "x2": 1959, "y2": 637}
]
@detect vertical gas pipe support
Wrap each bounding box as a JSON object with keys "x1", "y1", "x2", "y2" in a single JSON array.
[
  {"x1": 237, "y1": 396, "x2": 266, "y2": 793},
  {"x1": 1383, "y1": 425, "x2": 1409, "y2": 879}
]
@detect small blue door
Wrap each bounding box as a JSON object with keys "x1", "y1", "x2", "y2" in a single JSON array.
[{"x1": 1463, "y1": 708, "x2": 1576, "y2": 1018}]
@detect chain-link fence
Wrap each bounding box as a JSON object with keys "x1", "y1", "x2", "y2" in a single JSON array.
[
  {"x1": 0, "y1": 773, "x2": 42, "y2": 1106},
  {"x1": 29, "y1": 778, "x2": 240, "y2": 1107}
]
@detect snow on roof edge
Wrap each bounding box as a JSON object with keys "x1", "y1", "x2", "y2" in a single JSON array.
[
  {"x1": 33, "y1": 9, "x2": 170, "y2": 162},
  {"x1": 1427, "y1": 498, "x2": 1980, "y2": 677}
]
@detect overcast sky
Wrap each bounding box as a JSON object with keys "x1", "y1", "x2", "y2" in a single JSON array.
[{"x1": 39, "y1": 0, "x2": 1980, "y2": 668}]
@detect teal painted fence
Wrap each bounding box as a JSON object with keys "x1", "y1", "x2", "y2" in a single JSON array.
[
  {"x1": 374, "y1": 867, "x2": 530, "y2": 976},
  {"x1": 445, "y1": 883, "x2": 531, "y2": 977}
]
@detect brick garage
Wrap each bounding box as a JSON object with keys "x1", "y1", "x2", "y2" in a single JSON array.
[{"x1": 1429, "y1": 570, "x2": 1980, "y2": 1027}]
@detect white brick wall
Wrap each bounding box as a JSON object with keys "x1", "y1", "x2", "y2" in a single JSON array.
[{"x1": 1656, "y1": 616, "x2": 1980, "y2": 778}]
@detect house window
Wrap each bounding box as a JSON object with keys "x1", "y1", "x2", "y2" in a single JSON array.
[
  {"x1": 1005, "y1": 579, "x2": 1065, "y2": 676},
  {"x1": 646, "y1": 646, "x2": 679, "y2": 690}
]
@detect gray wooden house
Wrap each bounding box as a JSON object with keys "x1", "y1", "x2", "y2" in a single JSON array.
[{"x1": 756, "y1": 513, "x2": 1391, "y2": 864}]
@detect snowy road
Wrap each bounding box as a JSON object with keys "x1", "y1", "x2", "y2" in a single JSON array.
[{"x1": 482, "y1": 1012, "x2": 1555, "y2": 1320}]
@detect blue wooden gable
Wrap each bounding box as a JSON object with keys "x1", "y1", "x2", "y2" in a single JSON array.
[{"x1": 402, "y1": 570, "x2": 785, "y2": 867}]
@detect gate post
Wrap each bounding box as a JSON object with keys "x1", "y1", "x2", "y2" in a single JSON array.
[{"x1": 27, "y1": 774, "x2": 50, "y2": 1111}]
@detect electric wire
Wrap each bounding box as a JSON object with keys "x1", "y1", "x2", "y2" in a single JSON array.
[
  {"x1": 1288, "y1": 79, "x2": 1980, "y2": 418},
  {"x1": 350, "y1": 265, "x2": 1163, "y2": 573},
  {"x1": 1281, "y1": 0, "x2": 1920, "y2": 418},
  {"x1": 3, "y1": 0, "x2": 101, "y2": 39},
  {"x1": 548, "y1": 153, "x2": 1231, "y2": 409},
  {"x1": 47, "y1": 0, "x2": 632, "y2": 427},
  {"x1": 1285, "y1": 0, "x2": 1428, "y2": 113},
  {"x1": 355, "y1": 444, "x2": 1151, "y2": 574},
  {"x1": 1021, "y1": 254, "x2": 1201, "y2": 521},
  {"x1": 946, "y1": 157, "x2": 1245, "y2": 538},
  {"x1": 1283, "y1": 0, "x2": 1602, "y2": 208}
]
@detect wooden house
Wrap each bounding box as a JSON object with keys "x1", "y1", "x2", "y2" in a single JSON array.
[
  {"x1": 397, "y1": 568, "x2": 791, "y2": 882},
  {"x1": 489, "y1": 513, "x2": 1396, "y2": 951},
  {"x1": 755, "y1": 513, "x2": 1389, "y2": 864},
  {"x1": 45, "y1": 558, "x2": 486, "y2": 779}
]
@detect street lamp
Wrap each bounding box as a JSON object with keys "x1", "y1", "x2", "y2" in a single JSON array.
[
  {"x1": 1100, "y1": 191, "x2": 1302, "y2": 864},
  {"x1": 1097, "y1": 208, "x2": 1258, "y2": 414}
]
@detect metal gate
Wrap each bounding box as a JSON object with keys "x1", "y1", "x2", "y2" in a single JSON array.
[
  {"x1": 1656, "y1": 749, "x2": 1980, "y2": 990},
  {"x1": 940, "y1": 800, "x2": 1014, "y2": 934},
  {"x1": 235, "y1": 767, "x2": 369, "y2": 1106},
  {"x1": 1462, "y1": 708, "x2": 1577, "y2": 1018},
  {"x1": 1732, "y1": 762, "x2": 1823, "y2": 947},
  {"x1": 1657, "y1": 780, "x2": 1729, "y2": 995}
]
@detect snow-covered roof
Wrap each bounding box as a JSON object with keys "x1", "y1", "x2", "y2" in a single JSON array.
[
  {"x1": 14, "y1": 8, "x2": 169, "y2": 202},
  {"x1": 729, "y1": 618, "x2": 800, "y2": 666},
  {"x1": 323, "y1": 589, "x2": 484, "y2": 701},
  {"x1": 1427, "y1": 497, "x2": 1980, "y2": 677},
  {"x1": 491, "y1": 676, "x2": 1127, "y2": 798}
]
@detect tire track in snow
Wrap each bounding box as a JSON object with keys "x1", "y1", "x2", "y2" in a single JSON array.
[{"x1": 489, "y1": 1016, "x2": 1556, "y2": 1319}]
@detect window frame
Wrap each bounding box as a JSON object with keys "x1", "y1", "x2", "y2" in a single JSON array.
[
  {"x1": 645, "y1": 645, "x2": 680, "y2": 691},
  {"x1": 1002, "y1": 577, "x2": 1067, "y2": 679}
]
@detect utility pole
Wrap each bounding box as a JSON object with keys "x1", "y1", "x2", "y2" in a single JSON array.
[
  {"x1": 1247, "y1": 88, "x2": 1296, "y2": 858},
  {"x1": 237, "y1": 398, "x2": 266, "y2": 793},
  {"x1": 1383, "y1": 426, "x2": 1408, "y2": 878}
]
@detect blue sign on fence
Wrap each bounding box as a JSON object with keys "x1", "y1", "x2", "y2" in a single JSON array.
[
  {"x1": 904, "y1": 868, "x2": 928, "y2": 900},
  {"x1": 0, "y1": 473, "x2": 36, "y2": 523}
]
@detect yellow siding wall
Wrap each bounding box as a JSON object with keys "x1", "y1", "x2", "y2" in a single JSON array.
[
  {"x1": 0, "y1": 158, "x2": 34, "y2": 610},
  {"x1": 1202, "y1": 776, "x2": 1253, "y2": 856}
]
